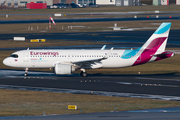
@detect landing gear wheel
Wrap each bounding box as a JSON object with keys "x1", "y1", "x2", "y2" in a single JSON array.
[
  {"x1": 80, "y1": 71, "x2": 87, "y2": 77},
  {"x1": 24, "y1": 73, "x2": 28, "y2": 76},
  {"x1": 24, "y1": 68, "x2": 29, "y2": 77}
]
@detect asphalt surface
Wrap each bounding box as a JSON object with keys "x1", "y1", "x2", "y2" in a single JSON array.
[
  {"x1": 0, "y1": 69, "x2": 180, "y2": 119},
  {"x1": 0, "y1": 69, "x2": 180, "y2": 100},
  {"x1": 1, "y1": 110, "x2": 180, "y2": 120},
  {"x1": 0, "y1": 16, "x2": 179, "y2": 24},
  {"x1": 0, "y1": 30, "x2": 180, "y2": 51},
  {"x1": 1, "y1": 69, "x2": 180, "y2": 120}
]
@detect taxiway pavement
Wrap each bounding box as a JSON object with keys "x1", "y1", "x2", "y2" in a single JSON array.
[
  {"x1": 0, "y1": 70, "x2": 180, "y2": 101},
  {"x1": 1, "y1": 107, "x2": 180, "y2": 120}
]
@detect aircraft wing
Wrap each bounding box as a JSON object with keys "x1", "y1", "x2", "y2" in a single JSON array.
[
  {"x1": 72, "y1": 47, "x2": 114, "y2": 68},
  {"x1": 72, "y1": 57, "x2": 106, "y2": 64},
  {"x1": 72, "y1": 57, "x2": 105, "y2": 69}
]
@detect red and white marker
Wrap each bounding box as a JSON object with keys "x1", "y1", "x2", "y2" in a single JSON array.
[{"x1": 50, "y1": 17, "x2": 56, "y2": 25}]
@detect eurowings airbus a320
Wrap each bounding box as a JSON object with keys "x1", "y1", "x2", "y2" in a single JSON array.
[{"x1": 3, "y1": 22, "x2": 174, "y2": 77}]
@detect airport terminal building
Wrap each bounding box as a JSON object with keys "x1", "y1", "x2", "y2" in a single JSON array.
[
  {"x1": 1, "y1": 0, "x2": 179, "y2": 7},
  {"x1": 0, "y1": 0, "x2": 141, "y2": 7}
]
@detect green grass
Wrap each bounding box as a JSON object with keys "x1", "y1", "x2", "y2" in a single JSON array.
[
  {"x1": 0, "y1": 20, "x2": 180, "y2": 34},
  {"x1": 0, "y1": 89, "x2": 180, "y2": 116}
]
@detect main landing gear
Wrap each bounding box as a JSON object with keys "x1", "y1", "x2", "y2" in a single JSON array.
[
  {"x1": 24, "y1": 68, "x2": 28, "y2": 76},
  {"x1": 80, "y1": 68, "x2": 87, "y2": 77}
]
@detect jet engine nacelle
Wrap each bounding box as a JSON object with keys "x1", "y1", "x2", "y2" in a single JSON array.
[{"x1": 54, "y1": 64, "x2": 75, "y2": 75}]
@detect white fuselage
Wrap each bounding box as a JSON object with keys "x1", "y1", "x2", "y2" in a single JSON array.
[{"x1": 3, "y1": 49, "x2": 142, "y2": 69}]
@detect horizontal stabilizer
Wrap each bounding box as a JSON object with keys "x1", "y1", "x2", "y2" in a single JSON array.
[{"x1": 152, "y1": 51, "x2": 174, "y2": 58}]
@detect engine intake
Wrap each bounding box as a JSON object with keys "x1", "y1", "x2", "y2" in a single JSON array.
[{"x1": 54, "y1": 64, "x2": 75, "y2": 75}]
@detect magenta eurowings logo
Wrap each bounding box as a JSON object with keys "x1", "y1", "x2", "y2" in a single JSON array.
[{"x1": 30, "y1": 51, "x2": 59, "y2": 56}]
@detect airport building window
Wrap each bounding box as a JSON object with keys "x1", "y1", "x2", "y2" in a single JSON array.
[
  {"x1": 78, "y1": 0, "x2": 82, "y2": 4},
  {"x1": 37, "y1": 1, "x2": 43, "y2": 3}
]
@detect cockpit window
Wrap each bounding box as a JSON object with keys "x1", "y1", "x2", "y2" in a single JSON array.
[{"x1": 10, "y1": 54, "x2": 18, "y2": 58}]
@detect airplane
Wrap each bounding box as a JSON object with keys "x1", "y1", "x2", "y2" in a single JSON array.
[{"x1": 3, "y1": 22, "x2": 174, "y2": 77}]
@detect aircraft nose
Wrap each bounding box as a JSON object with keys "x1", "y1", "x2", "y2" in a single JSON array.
[
  {"x1": 3, "y1": 58, "x2": 8, "y2": 66},
  {"x1": 3, "y1": 58, "x2": 11, "y2": 66}
]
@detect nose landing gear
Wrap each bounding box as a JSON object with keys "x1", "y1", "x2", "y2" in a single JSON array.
[{"x1": 24, "y1": 68, "x2": 28, "y2": 76}]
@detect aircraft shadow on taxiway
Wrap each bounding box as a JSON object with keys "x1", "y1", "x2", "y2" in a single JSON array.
[{"x1": 1, "y1": 69, "x2": 179, "y2": 77}]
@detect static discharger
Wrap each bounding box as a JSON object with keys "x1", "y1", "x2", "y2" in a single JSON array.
[{"x1": 68, "y1": 105, "x2": 77, "y2": 110}]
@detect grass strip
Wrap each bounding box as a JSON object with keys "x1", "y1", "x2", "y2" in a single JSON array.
[
  {"x1": 0, "y1": 20, "x2": 180, "y2": 34},
  {"x1": 0, "y1": 89, "x2": 180, "y2": 116}
]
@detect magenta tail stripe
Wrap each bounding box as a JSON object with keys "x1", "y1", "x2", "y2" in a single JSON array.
[{"x1": 133, "y1": 37, "x2": 167, "y2": 66}]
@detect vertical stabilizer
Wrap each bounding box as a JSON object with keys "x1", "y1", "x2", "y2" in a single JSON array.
[
  {"x1": 141, "y1": 22, "x2": 171, "y2": 53},
  {"x1": 133, "y1": 23, "x2": 171, "y2": 66}
]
